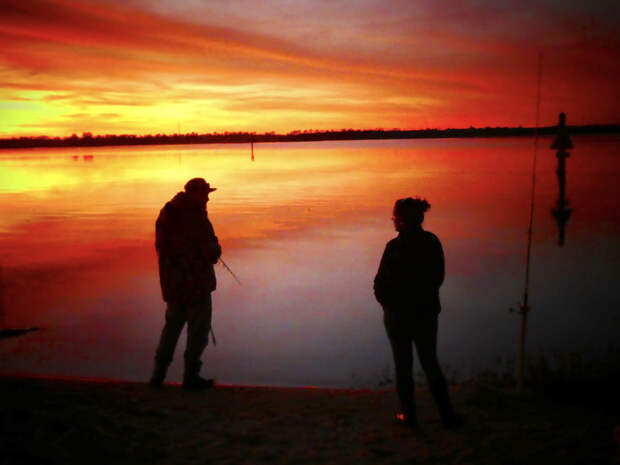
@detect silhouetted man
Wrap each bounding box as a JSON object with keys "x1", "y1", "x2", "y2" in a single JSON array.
[
  {"x1": 374, "y1": 197, "x2": 460, "y2": 428},
  {"x1": 150, "y1": 178, "x2": 221, "y2": 389}
]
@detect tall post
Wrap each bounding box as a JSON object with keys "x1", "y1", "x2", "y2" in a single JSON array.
[
  {"x1": 516, "y1": 53, "x2": 543, "y2": 394},
  {"x1": 517, "y1": 300, "x2": 529, "y2": 393}
]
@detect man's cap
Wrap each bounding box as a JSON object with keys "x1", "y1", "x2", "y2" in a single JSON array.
[{"x1": 184, "y1": 177, "x2": 217, "y2": 194}]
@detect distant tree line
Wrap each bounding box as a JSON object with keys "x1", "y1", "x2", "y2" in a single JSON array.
[{"x1": 1, "y1": 125, "x2": 618, "y2": 149}]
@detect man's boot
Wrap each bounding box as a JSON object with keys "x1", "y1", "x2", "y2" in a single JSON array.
[
  {"x1": 149, "y1": 361, "x2": 168, "y2": 388},
  {"x1": 182, "y1": 361, "x2": 214, "y2": 390}
]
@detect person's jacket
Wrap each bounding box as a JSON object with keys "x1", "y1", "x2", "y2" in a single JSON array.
[
  {"x1": 373, "y1": 227, "x2": 444, "y2": 314},
  {"x1": 155, "y1": 192, "x2": 222, "y2": 303}
]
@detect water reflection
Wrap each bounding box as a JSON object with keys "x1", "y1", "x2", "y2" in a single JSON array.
[
  {"x1": 551, "y1": 113, "x2": 573, "y2": 247},
  {"x1": 0, "y1": 264, "x2": 4, "y2": 328},
  {"x1": 0, "y1": 264, "x2": 39, "y2": 339},
  {"x1": 0, "y1": 137, "x2": 618, "y2": 386}
]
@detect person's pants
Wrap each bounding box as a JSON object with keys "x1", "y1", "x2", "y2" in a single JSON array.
[
  {"x1": 154, "y1": 295, "x2": 212, "y2": 369},
  {"x1": 383, "y1": 309, "x2": 454, "y2": 422}
]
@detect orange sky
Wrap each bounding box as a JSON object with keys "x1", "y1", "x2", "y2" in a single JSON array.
[{"x1": 1, "y1": 0, "x2": 618, "y2": 137}]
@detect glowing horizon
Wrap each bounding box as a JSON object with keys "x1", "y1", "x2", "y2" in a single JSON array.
[{"x1": 1, "y1": 0, "x2": 618, "y2": 138}]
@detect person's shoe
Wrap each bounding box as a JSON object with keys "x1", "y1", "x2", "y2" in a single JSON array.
[
  {"x1": 182, "y1": 375, "x2": 215, "y2": 391},
  {"x1": 395, "y1": 412, "x2": 417, "y2": 429},
  {"x1": 442, "y1": 413, "x2": 465, "y2": 429},
  {"x1": 149, "y1": 364, "x2": 167, "y2": 388}
]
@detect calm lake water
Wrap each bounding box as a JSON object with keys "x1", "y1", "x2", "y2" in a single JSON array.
[{"x1": 0, "y1": 136, "x2": 618, "y2": 387}]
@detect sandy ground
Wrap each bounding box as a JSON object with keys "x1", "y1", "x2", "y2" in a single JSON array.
[{"x1": 1, "y1": 375, "x2": 617, "y2": 464}]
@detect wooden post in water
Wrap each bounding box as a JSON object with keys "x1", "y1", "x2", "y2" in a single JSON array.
[{"x1": 551, "y1": 112, "x2": 573, "y2": 246}]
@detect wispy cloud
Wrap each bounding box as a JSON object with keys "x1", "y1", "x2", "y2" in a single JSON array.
[{"x1": 0, "y1": 0, "x2": 618, "y2": 137}]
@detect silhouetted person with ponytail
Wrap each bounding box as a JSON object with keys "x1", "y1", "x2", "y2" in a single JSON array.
[{"x1": 374, "y1": 197, "x2": 461, "y2": 428}]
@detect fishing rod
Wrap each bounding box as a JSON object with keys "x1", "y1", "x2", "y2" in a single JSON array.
[
  {"x1": 219, "y1": 258, "x2": 242, "y2": 285},
  {"x1": 512, "y1": 52, "x2": 543, "y2": 394},
  {"x1": 211, "y1": 258, "x2": 242, "y2": 345},
  {"x1": 209, "y1": 257, "x2": 242, "y2": 346}
]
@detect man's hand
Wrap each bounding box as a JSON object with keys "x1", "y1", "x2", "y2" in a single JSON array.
[{"x1": 203, "y1": 238, "x2": 222, "y2": 264}]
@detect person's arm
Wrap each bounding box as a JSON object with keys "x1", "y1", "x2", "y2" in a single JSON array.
[
  {"x1": 374, "y1": 241, "x2": 396, "y2": 307},
  {"x1": 205, "y1": 237, "x2": 222, "y2": 264},
  {"x1": 155, "y1": 210, "x2": 167, "y2": 256},
  {"x1": 429, "y1": 234, "x2": 445, "y2": 288},
  {"x1": 202, "y1": 217, "x2": 222, "y2": 264}
]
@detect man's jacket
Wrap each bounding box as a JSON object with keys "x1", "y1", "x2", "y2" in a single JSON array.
[
  {"x1": 155, "y1": 192, "x2": 222, "y2": 303},
  {"x1": 373, "y1": 228, "x2": 444, "y2": 314}
]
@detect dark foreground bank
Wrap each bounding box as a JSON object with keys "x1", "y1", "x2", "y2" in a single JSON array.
[{"x1": 1, "y1": 376, "x2": 617, "y2": 464}]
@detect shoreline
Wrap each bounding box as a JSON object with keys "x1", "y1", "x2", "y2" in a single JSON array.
[
  {"x1": 0, "y1": 371, "x2": 388, "y2": 392},
  {"x1": 2, "y1": 124, "x2": 618, "y2": 150},
  {"x1": 2, "y1": 374, "x2": 617, "y2": 464}
]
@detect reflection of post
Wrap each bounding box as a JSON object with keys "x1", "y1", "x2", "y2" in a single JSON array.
[
  {"x1": 251, "y1": 141, "x2": 255, "y2": 162},
  {"x1": 551, "y1": 112, "x2": 573, "y2": 247}
]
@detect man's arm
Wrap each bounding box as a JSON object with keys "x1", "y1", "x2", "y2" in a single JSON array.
[
  {"x1": 204, "y1": 237, "x2": 222, "y2": 264},
  {"x1": 202, "y1": 217, "x2": 222, "y2": 264},
  {"x1": 155, "y1": 210, "x2": 167, "y2": 255}
]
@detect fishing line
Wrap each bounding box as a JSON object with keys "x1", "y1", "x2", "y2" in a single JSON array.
[{"x1": 523, "y1": 52, "x2": 543, "y2": 304}]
